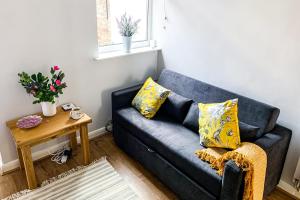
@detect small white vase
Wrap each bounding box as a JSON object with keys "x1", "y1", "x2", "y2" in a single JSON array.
[
  {"x1": 123, "y1": 36, "x2": 132, "y2": 53},
  {"x1": 40, "y1": 102, "x2": 57, "y2": 117}
]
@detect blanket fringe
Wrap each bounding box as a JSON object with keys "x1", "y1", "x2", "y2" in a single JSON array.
[
  {"x1": 195, "y1": 149, "x2": 219, "y2": 169},
  {"x1": 2, "y1": 190, "x2": 31, "y2": 200},
  {"x1": 41, "y1": 157, "x2": 107, "y2": 187},
  {"x1": 196, "y1": 150, "x2": 254, "y2": 200}
]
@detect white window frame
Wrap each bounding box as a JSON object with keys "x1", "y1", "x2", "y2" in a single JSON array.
[{"x1": 98, "y1": 0, "x2": 153, "y2": 53}]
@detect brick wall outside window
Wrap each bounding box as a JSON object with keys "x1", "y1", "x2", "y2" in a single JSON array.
[{"x1": 96, "y1": 0, "x2": 111, "y2": 46}]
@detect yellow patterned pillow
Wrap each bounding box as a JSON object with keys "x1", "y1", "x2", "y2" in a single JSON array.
[
  {"x1": 198, "y1": 99, "x2": 241, "y2": 149},
  {"x1": 132, "y1": 77, "x2": 170, "y2": 119}
]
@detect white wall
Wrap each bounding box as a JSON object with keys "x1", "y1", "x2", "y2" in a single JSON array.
[
  {"x1": 0, "y1": 0, "x2": 157, "y2": 164},
  {"x1": 154, "y1": 0, "x2": 300, "y2": 187}
]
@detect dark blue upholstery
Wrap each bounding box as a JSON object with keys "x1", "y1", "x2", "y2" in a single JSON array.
[
  {"x1": 111, "y1": 69, "x2": 292, "y2": 199},
  {"x1": 183, "y1": 102, "x2": 199, "y2": 132},
  {"x1": 158, "y1": 69, "x2": 280, "y2": 137},
  {"x1": 159, "y1": 91, "x2": 193, "y2": 123},
  {"x1": 220, "y1": 160, "x2": 244, "y2": 200},
  {"x1": 113, "y1": 122, "x2": 218, "y2": 200},
  {"x1": 115, "y1": 107, "x2": 222, "y2": 196},
  {"x1": 254, "y1": 125, "x2": 292, "y2": 195}
]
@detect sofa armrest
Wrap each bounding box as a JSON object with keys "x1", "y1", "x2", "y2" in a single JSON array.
[
  {"x1": 220, "y1": 160, "x2": 244, "y2": 200},
  {"x1": 111, "y1": 84, "x2": 142, "y2": 114},
  {"x1": 254, "y1": 124, "x2": 292, "y2": 195}
]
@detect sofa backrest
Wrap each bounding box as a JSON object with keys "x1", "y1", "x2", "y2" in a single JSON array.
[{"x1": 157, "y1": 69, "x2": 280, "y2": 137}]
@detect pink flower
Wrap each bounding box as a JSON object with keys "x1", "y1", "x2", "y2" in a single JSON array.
[
  {"x1": 53, "y1": 66, "x2": 60, "y2": 71},
  {"x1": 50, "y1": 85, "x2": 56, "y2": 92},
  {"x1": 55, "y1": 80, "x2": 61, "y2": 86}
]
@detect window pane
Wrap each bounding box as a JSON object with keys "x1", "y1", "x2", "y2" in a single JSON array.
[{"x1": 96, "y1": 0, "x2": 148, "y2": 47}]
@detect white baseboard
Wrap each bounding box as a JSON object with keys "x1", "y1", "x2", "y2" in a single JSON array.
[
  {"x1": 1, "y1": 127, "x2": 106, "y2": 174},
  {"x1": 278, "y1": 180, "x2": 300, "y2": 199}
]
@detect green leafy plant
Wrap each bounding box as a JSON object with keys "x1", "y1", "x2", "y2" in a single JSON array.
[
  {"x1": 18, "y1": 66, "x2": 67, "y2": 104},
  {"x1": 116, "y1": 13, "x2": 141, "y2": 37}
]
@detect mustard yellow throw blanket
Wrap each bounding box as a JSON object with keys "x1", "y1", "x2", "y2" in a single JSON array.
[{"x1": 195, "y1": 142, "x2": 267, "y2": 200}]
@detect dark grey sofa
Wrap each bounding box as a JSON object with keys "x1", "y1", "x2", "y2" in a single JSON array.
[{"x1": 111, "y1": 69, "x2": 291, "y2": 200}]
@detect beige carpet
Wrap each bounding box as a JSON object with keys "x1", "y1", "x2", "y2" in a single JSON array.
[{"x1": 4, "y1": 158, "x2": 139, "y2": 200}]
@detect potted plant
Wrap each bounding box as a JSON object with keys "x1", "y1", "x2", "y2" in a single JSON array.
[
  {"x1": 116, "y1": 13, "x2": 140, "y2": 53},
  {"x1": 18, "y1": 66, "x2": 67, "y2": 117}
]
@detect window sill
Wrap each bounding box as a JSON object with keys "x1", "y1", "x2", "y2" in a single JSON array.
[{"x1": 94, "y1": 47, "x2": 161, "y2": 61}]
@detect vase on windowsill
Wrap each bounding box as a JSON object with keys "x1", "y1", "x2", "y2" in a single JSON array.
[
  {"x1": 123, "y1": 36, "x2": 132, "y2": 53},
  {"x1": 116, "y1": 13, "x2": 140, "y2": 53}
]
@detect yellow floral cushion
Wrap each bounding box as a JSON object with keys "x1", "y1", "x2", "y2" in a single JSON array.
[
  {"x1": 132, "y1": 77, "x2": 170, "y2": 119},
  {"x1": 198, "y1": 99, "x2": 241, "y2": 149}
]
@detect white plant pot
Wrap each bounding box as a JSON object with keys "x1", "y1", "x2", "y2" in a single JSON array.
[
  {"x1": 123, "y1": 36, "x2": 132, "y2": 53},
  {"x1": 41, "y1": 102, "x2": 57, "y2": 117}
]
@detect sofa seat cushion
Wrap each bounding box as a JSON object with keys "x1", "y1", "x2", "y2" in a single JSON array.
[{"x1": 115, "y1": 107, "x2": 222, "y2": 196}]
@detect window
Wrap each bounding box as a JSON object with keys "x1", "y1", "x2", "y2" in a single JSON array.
[{"x1": 96, "y1": 0, "x2": 151, "y2": 52}]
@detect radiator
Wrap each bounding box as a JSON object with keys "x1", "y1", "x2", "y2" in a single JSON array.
[{"x1": 294, "y1": 157, "x2": 300, "y2": 191}]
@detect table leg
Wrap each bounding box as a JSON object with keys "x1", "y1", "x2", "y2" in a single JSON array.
[
  {"x1": 20, "y1": 146, "x2": 37, "y2": 189},
  {"x1": 69, "y1": 132, "x2": 77, "y2": 150},
  {"x1": 80, "y1": 124, "x2": 90, "y2": 165},
  {"x1": 17, "y1": 147, "x2": 24, "y2": 170}
]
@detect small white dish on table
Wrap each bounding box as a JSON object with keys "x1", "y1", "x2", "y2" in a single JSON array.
[{"x1": 70, "y1": 107, "x2": 84, "y2": 120}]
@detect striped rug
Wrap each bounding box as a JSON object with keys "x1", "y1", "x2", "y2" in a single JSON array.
[{"x1": 4, "y1": 158, "x2": 139, "y2": 200}]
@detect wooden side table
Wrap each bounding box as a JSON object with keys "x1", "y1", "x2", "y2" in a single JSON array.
[{"x1": 6, "y1": 107, "x2": 92, "y2": 189}]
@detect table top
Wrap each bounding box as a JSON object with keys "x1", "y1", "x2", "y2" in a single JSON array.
[{"x1": 6, "y1": 107, "x2": 92, "y2": 147}]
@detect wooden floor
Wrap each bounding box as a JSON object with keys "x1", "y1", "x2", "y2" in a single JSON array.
[{"x1": 0, "y1": 133, "x2": 295, "y2": 200}]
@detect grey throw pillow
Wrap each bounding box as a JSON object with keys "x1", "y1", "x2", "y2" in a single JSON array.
[
  {"x1": 239, "y1": 122, "x2": 260, "y2": 142},
  {"x1": 182, "y1": 103, "x2": 199, "y2": 132},
  {"x1": 160, "y1": 92, "x2": 192, "y2": 123}
]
